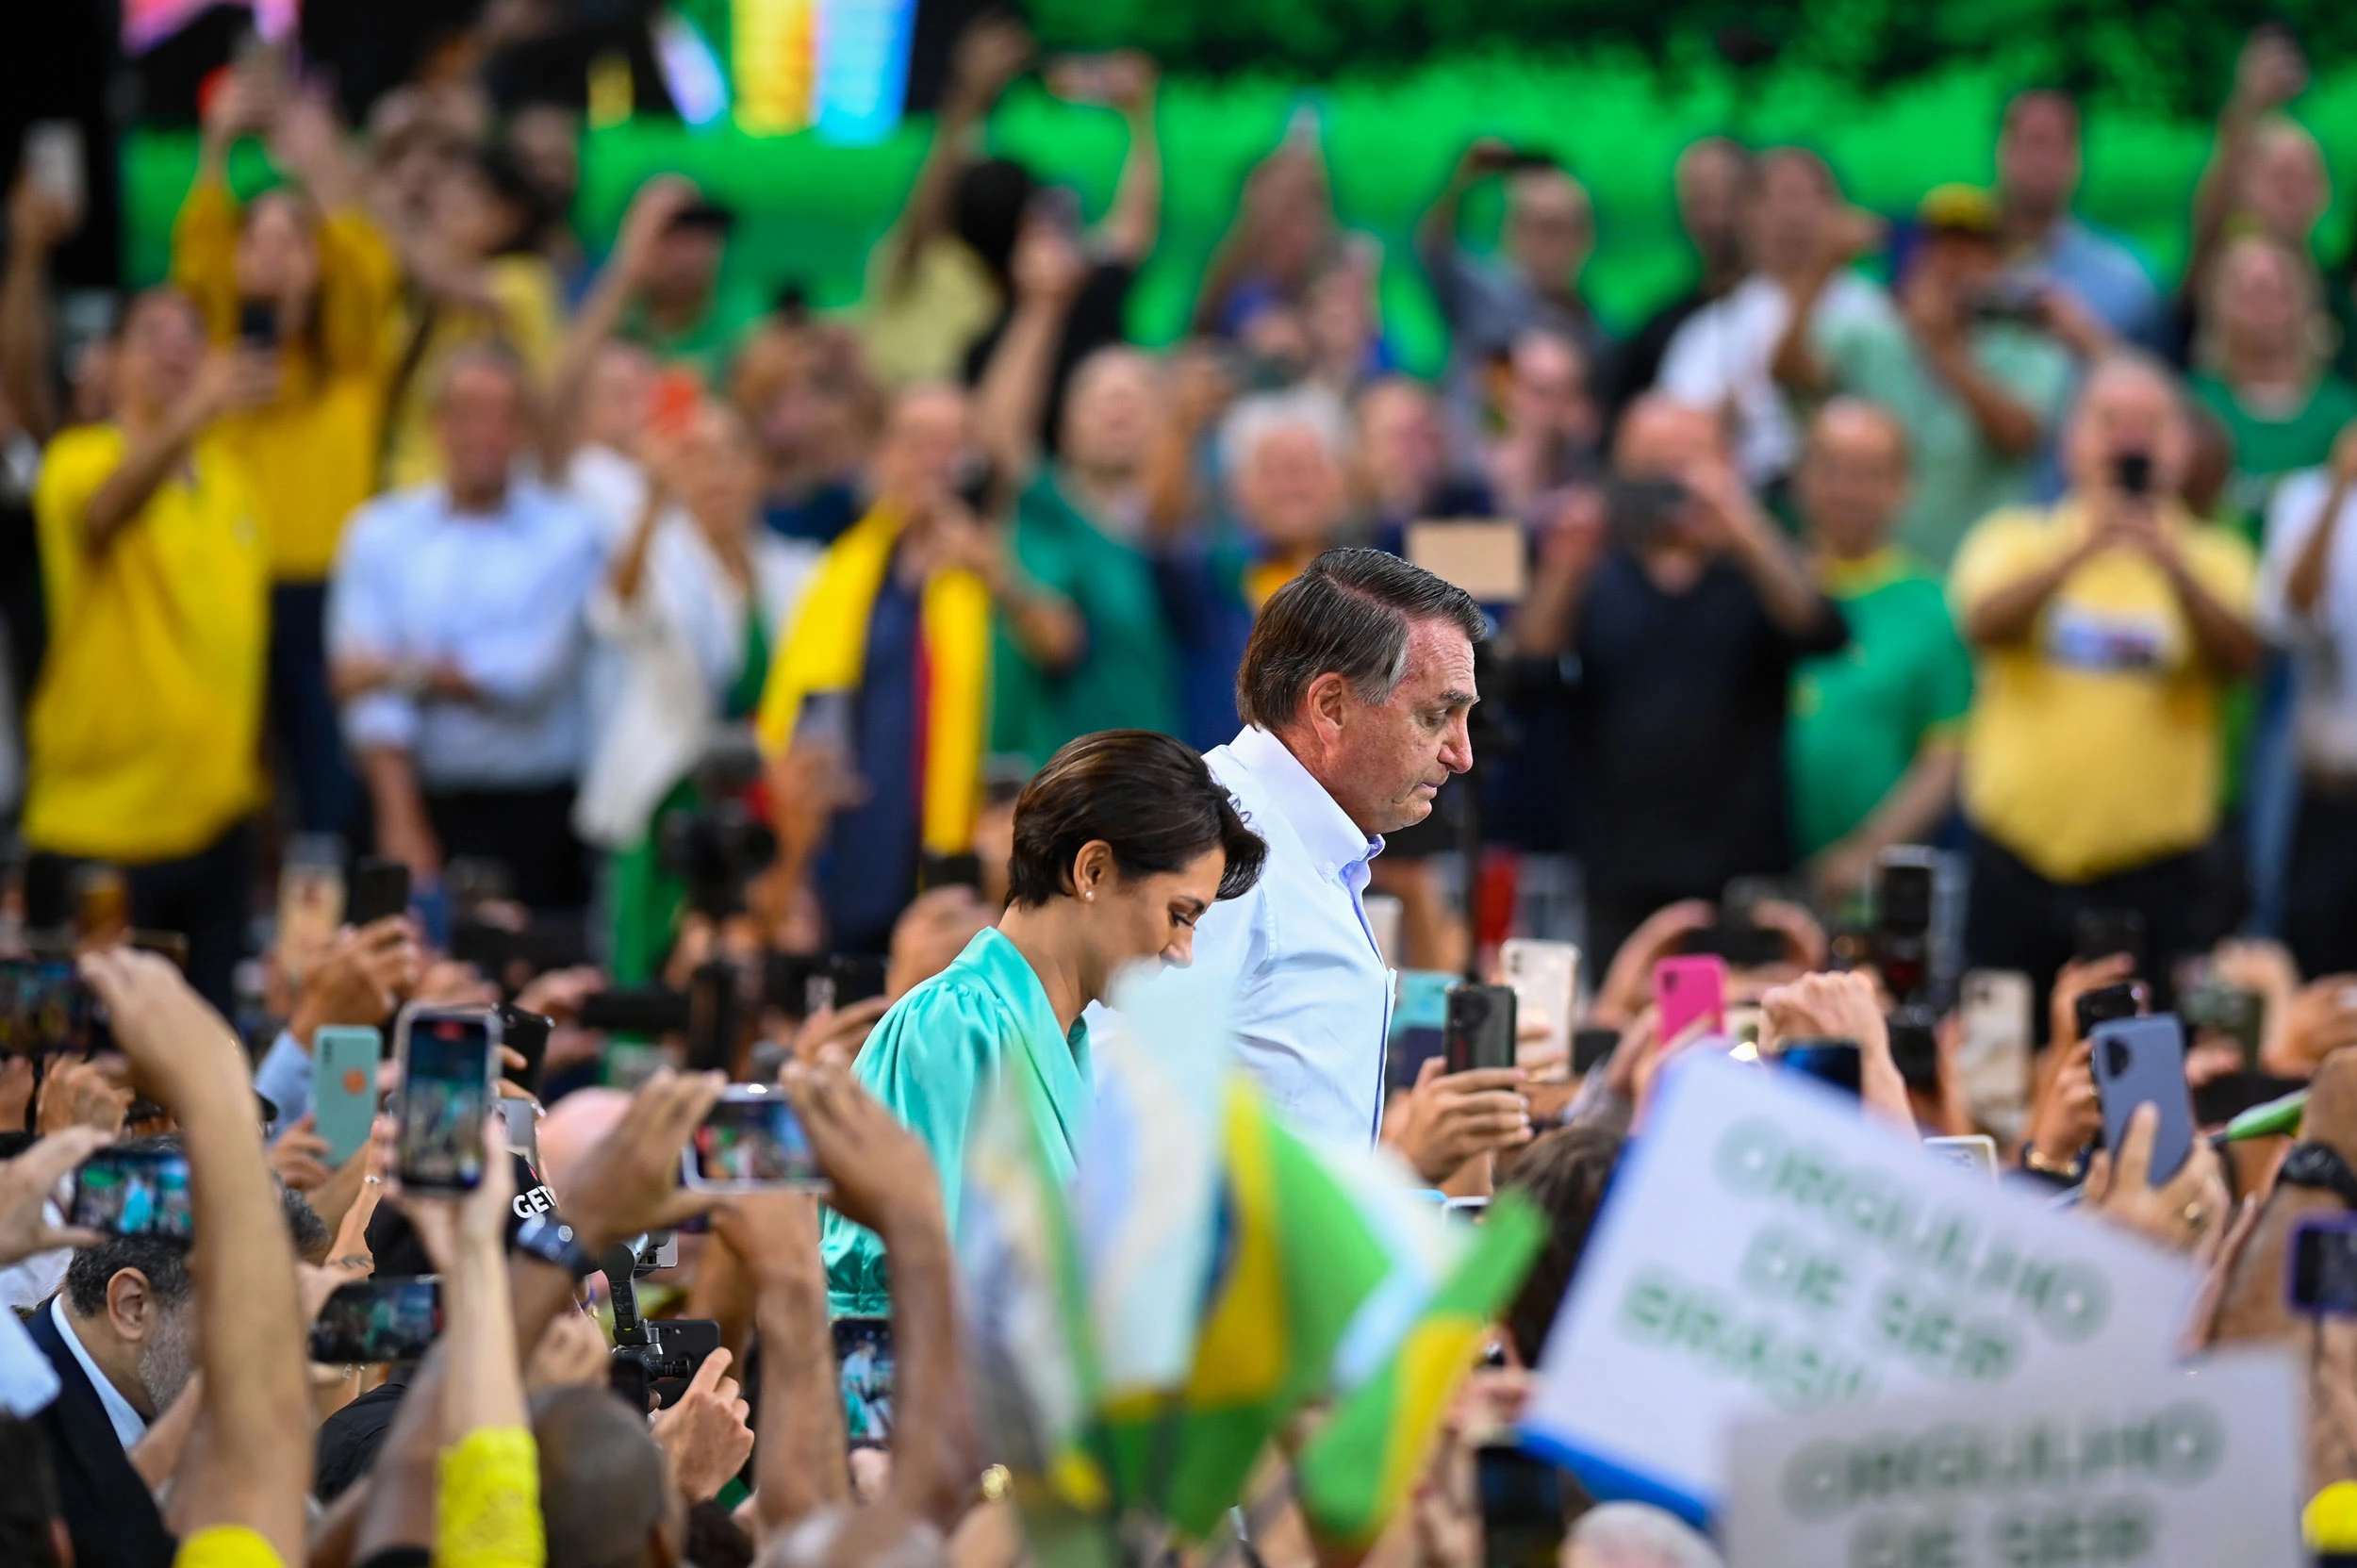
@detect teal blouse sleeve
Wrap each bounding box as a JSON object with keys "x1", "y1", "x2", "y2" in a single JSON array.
[{"x1": 821, "y1": 975, "x2": 1004, "y2": 1316}]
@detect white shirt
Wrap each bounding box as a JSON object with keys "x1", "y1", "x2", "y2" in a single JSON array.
[
  {"x1": 1656, "y1": 271, "x2": 1896, "y2": 486},
  {"x1": 2260, "y1": 467, "x2": 2357, "y2": 773},
  {"x1": 1188, "y1": 726, "x2": 1393, "y2": 1149},
  {"x1": 49, "y1": 1296, "x2": 144, "y2": 1448}
]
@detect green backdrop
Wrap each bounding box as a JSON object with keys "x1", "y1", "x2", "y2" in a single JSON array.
[{"x1": 119, "y1": 51, "x2": 2357, "y2": 376}]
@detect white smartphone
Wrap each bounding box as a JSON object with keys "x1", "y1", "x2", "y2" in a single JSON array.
[
  {"x1": 1955, "y1": 969, "x2": 2034, "y2": 1142},
  {"x1": 1499, "y1": 939, "x2": 1579, "y2": 1081},
  {"x1": 25, "y1": 123, "x2": 86, "y2": 220},
  {"x1": 1923, "y1": 1134, "x2": 2000, "y2": 1181}
]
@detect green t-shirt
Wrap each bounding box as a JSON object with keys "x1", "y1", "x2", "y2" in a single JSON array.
[
  {"x1": 1826, "y1": 317, "x2": 2075, "y2": 569},
  {"x1": 988, "y1": 470, "x2": 1180, "y2": 772},
  {"x1": 2189, "y1": 371, "x2": 2357, "y2": 536},
  {"x1": 1788, "y1": 552, "x2": 1974, "y2": 857},
  {"x1": 618, "y1": 282, "x2": 772, "y2": 383}
]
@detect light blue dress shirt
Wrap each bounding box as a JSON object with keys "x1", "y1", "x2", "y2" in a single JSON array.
[
  {"x1": 2014, "y1": 217, "x2": 2164, "y2": 350},
  {"x1": 328, "y1": 477, "x2": 606, "y2": 790},
  {"x1": 1186, "y1": 725, "x2": 1392, "y2": 1149}
]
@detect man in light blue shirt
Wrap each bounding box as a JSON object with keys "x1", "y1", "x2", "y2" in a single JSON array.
[
  {"x1": 1997, "y1": 91, "x2": 2164, "y2": 351},
  {"x1": 329, "y1": 344, "x2": 606, "y2": 909},
  {"x1": 1184, "y1": 548, "x2": 1492, "y2": 1151}
]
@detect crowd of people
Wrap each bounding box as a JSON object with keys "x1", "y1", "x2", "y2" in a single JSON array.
[{"x1": 3, "y1": 5, "x2": 2357, "y2": 1566}]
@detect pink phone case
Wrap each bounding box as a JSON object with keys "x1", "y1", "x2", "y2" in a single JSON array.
[{"x1": 1654, "y1": 955, "x2": 1727, "y2": 1046}]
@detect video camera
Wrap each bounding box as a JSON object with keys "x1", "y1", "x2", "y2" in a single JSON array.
[
  {"x1": 658, "y1": 734, "x2": 778, "y2": 920},
  {"x1": 602, "y1": 1234, "x2": 719, "y2": 1411}
]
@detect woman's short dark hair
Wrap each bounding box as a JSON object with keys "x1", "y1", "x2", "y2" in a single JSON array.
[
  {"x1": 1499, "y1": 1124, "x2": 1625, "y2": 1366},
  {"x1": 1236, "y1": 548, "x2": 1484, "y2": 729},
  {"x1": 1006, "y1": 730, "x2": 1266, "y2": 909}
]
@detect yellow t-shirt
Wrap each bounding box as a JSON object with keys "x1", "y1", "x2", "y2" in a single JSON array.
[
  {"x1": 173, "y1": 1525, "x2": 286, "y2": 1568},
  {"x1": 858, "y1": 230, "x2": 1000, "y2": 386},
  {"x1": 1949, "y1": 500, "x2": 2257, "y2": 883},
  {"x1": 171, "y1": 184, "x2": 399, "y2": 581},
  {"x1": 381, "y1": 255, "x2": 562, "y2": 491},
  {"x1": 437, "y1": 1425, "x2": 545, "y2": 1568},
  {"x1": 25, "y1": 426, "x2": 271, "y2": 862}
]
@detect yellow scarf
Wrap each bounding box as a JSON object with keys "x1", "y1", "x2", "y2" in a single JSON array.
[{"x1": 754, "y1": 505, "x2": 991, "y2": 855}]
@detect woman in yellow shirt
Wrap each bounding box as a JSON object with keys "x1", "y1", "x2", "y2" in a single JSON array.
[{"x1": 170, "y1": 81, "x2": 399, "y2": 834}]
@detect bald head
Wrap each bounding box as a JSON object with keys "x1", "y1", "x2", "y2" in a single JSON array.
[
  {"x1": 1797, "y1": 398, "x2": 1909, "y2": 557},
  {"x1": 2067, "y1": 355, "x2": 2189, "y2": 502},
  {"x1": 1614, "y1": 394, "x2": 1725, "y2": 480},
  {"x1": 535, "y1": 1386, "x2": 679, "y2": 1568},
  {"x1": 874, "y1": 382, "x2": 971, "y2": 514}
]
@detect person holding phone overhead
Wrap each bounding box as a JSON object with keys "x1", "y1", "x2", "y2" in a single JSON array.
[
  {"x1": 823, "y1": 729, "x2": 1265, "y2": 1315},
  {"x1": 1950, "y1": 355, "x2": 2260, "y2": 1008}
]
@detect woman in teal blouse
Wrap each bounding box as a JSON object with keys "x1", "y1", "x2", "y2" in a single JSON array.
[{"x1": 824, "y1": 729, "x2": 1266, "y2": 1313}]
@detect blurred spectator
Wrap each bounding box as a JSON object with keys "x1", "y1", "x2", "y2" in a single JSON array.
[
  {"x1": 25, "y1": 289, "x2": 273, "y2": 1011},
  {"x1": 1952, "y1": 356, "x2": 2259, "y2": 997},
  {"x1": 730, "y1": 321, "x2": 876, "y2": 546},
  {"x1": 579, "y1": 402, "x2": 818, "y2": 981},
  {"x1": 1193, "y1": 135, "x2": 1339, "y2": 342},
  {"x1": 1659, "y1": 147, "x2": 1890, "y2": 493},
  {"x1": 2185, "y1": 26, "x2": 2327, "y2": 355},
  {"x1": 2257, "y1": 422, "x2": 2357, "y2": 978},
  {"x1": 379, "y1": 143, "x2": 561, "y2": 488},
  {"x1": 1995, "y1": 89, "x2": 2165, "y2": 349},
  {"x1": 1513, "y1": 395, "x2": 1846, "y2": 967},
  {"x1": 974, "y1": 213, "x2": 1180, "y2": 771},
  {"x1": 330, "y1": 344, "x2": 605, "y2": 909},
  {"x1": 1227, "y1": 389, "x2": 1358, "y2": 607},
  {"x1": 557, "y1": 338, "x2": 657, "y2": 541},
  {"x1": 2191, "y1": 233, "x2": 2357, "y2": 524},
  {"x1": 1610, "y1": 136, "x2": 1751, "y2": 416},
  {"x1": 754, "y1": 384, "x2": 1004, "y2": 954},
  {"x1": 1419, "y1": 140, "x2": 1608, "y2": 444},
  {"x1": 1353, "y1": 376, "x2": 1494, "y2": 553},
  {"x1": 1791, "y1": 184, "x2": 2078, "y2": 568},
  {"x1": 1484, "y1": 327, "x2": 1602, "y2": 517},
  {"x1": 1300, "y1": 237, "x2": 1397, "y2": 398},
  {"x1": 615, "y1": 193, "x2": 766, "y2": 382},
  {"x1": 1787, "y1": 400, "x2": 1971, "y2": 908},
  {"x1": 172, "y1": 78, "x2": 396, "y2": 838},
  {"x1": 861, "y1": 15, "x2": 1033, "y2": 386},
  {"x1": 503, "y1": 101, "x2": 586, "y2": 286}
]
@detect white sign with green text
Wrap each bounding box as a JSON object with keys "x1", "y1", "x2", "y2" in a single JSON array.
[
  {"x1": 1722, "y1": 1352, "x2": 2303, "y2": 1568},
  {"x1": 1520, "y1": 1053, "x2": 2200, "y2": 1510}
]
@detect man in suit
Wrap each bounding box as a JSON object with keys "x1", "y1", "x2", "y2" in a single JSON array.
[{"x1": 27, "y1": 1196, "x2": 194, "y2": 1567}]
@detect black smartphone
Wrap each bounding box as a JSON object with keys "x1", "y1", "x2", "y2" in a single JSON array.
[
  {"x1": 1475, "y1": 1444, "x2": 1566, "y2": 1568},
  {"x1": 2184, "y1": 982, "x2": 2266, "y2": 1071},
  {"x1": 70, "y1": 1147, "x2": 194, "y2": 1241},
  {"x1": 497, "y1": 1002, "x2": 552, "y2": 1097},
  {"x1": 394, "y1": 1007, "x2": 500, "y2": 1192},
  {"x1": 2073, "y1": 907, "x2": 2146, "y2": 968},
  {"x1": 828, "y1": 954, "x2": 889, "y2": 1008},
  {"x1": 2288, "y1": 1217, "x2": 2357, "y2": 1316},
  {"x1": 1571, "y1": 1027, "x2": 1620, "y2": 1077},
  {"x1": 0, "y1": 956, "x2": 96, "y2": 1057},
  {"x1": 1875, "y1": 856, "x2": 1935, "y2": 938},
  {"x1": 1444, "y1": 983, "x2": 1519, "y2": 1075},
  {"x1": 235, "y1": 297, "x2": 278, "y2": 349},
  {"x1": 1779, "y1": 1038, "x2": 1862, "y2": 1098},
  {"x1": 350, "y1": 856, "x2": 412, "y2": 927},
  {"x1": 2112, "y1": 451, "x2": 2154, "y2": 498},
  {"x1": 833, "y1": 1316, "x2": 895, "y2": 1445},
  {"x1": 1678, "y1": 923, "x2": 1786, "y2": 968},
  {"x1": 1604, "y1": 475, "x2": 1689, "y2": 541},
  {"x1": 2074, "y1": 981, "x2": 2147, "y2": 1042},
  {"x1": 308, "y1": 1278, "x2": 442, "y2": 1363},
  {"x1": 1887, "y1": 1005, "x2": 1940, "y2": 1094}
]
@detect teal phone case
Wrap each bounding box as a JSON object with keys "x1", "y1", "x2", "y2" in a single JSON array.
[{"x1": 312, "y1": 1025, "x2": 383, "y2": 1168}]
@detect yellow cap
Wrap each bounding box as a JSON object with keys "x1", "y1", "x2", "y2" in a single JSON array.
[{"x1": 1917, "y1": 183, "x2": 2002, "y2": 238}]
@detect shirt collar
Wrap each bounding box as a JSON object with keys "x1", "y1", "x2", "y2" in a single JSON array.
[
  {"x1": 1226, "y1": 725, "x2": 1384, "y2": 876},
  {"x1": 49, "y1": 1296, "x2": 146, "y2": 1449},
  {"x1": 1818, "y1": 546, "x2": 1917, "y2": 596}
]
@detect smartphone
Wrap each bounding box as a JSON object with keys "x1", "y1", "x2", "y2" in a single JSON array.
[
  {"x1": 1678, "y1": 924, "x2": 1785, "y2": 968},
  {"x1": 236, "y1": 298, "x2": 279, "y2": 350},
  {"x1": 497, "y1": 1002, "x2": 552, "y2": 1097},
  {"x1": 683, "y1": 1083, "x2": 823, "y2": 1190},
  {"x1": 2112, "y1": 451, "x2": 2154, "y2": 498},
  {"x1": 307, "y1": 1278, "x2": 442, "y2": 1363},
  {"x1": 833, "y1": 1316, "x2": 895, "y2": 1444},
  {"x1": 25, "y1": 122, "x2": 86, "y2": 219},
  {"x1": 1955, "y1": 969, "x2": 2033, "y2": 1139},
  {"x1": 1475, "y1": 1444, "x2": 1566, "y2": 1568},
  {"x1": 2288, "y1": 1214, "x2": 2357, "y2": 1316},
  {"x1": 1887, "y1": 1005, "x2": 1940, "y2": 1094},
  {"x1": 649, "y1": 368, "x2": 702, "y2": 434},
  {"x1": 1654, "y1": 956, "x2": 1727, "y2": 1045},
  {"x1": 2184, "y1": 981, "x2": 2266, "y2": 1072},
  {"x1": 1443, "y1": 983, "x2": 1519, "y2": 1076},
  {"x1": 0, "y1": 956, "x2": 94, "y2": 1056},
  {"x1": 2089, "y1": 1014, "x2": 2195, "y2": 1185},
  {"x1": 1571, "y1": 1026, "x2": 1620, "y2": 1078},
  {"x1": 1043, "y1": 51, "x2": 1135, "y2": 106},
  {"x1": 2074, "y1": 981, "x2": 2147, "y2": 1043},
  {"x1": 312, "y1": 1025, "x2": 383, "y2": 1167},
  {"x1": 1875, "y1": 851, "x2": 1937, "y2": 937},
  {"x1": 1923, "y1": 1134, "x2": 2001, "y2": 1181},
  {"x1": 2074, "y1": 907, "x2": 2146, "y2": 968},
  {"x1": 1779, "y1": 1038, "x2": 1862, "y2": 1098},
  {"x1": 1499, "y1": 941, "x2": 1577, "y2": 1077},
  {"x1": 70, "y1": 1147, "x2": 194, "y2": 1240},
  {"x1": 393, "y1": 1007, "x2": 500, "y2": 1192},
  {"x1": 350, "y1": 856, "x2": 412, "y2": 927}
]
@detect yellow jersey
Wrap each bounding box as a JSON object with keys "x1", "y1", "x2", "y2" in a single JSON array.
[
  {"x1": 25, "y1": 426, "x2": 271, "y2": 862},
  {"x1": 1950, "y1": 499, "x2": 2256, "y2": 883}
]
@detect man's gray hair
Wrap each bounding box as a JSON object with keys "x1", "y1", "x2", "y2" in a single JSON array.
[
  {"x1": 1236, "y1": 547, "x2": 1484, "y2": 728},
  {"x1": 1219, "y1": 388, "x2": 1354, "y2": 481}
]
